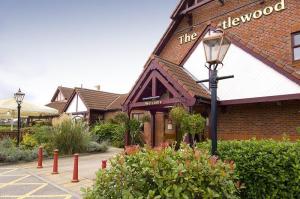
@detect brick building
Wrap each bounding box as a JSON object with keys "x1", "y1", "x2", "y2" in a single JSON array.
[{"x1": 123, "y1": 0, "x2": 300, "y2": 146}]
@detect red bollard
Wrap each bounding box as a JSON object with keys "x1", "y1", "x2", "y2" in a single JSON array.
[
  {"x1": 52, "y1": 149, "x2": 59, "y2": 174},
  {"x1": 101, "y1": 160, "x2": 107, "y2": 169},
  {"x1": 71, "y1": 154, "x2": 79, "y2": 183},
  {"x1": 37, "y1": 146, "x2": 43, "y2": 169}
]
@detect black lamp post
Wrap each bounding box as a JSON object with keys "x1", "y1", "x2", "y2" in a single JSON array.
[
  {"x1": 14, "y1": 88, "x2": 25, "y2": 147},
  {"x1": 197, "y1": 29, "x2": 232, "y2": 155}
]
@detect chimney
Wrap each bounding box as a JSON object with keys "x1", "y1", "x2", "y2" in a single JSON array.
[{"x1": 94, "y1": 85, "x2": 100, "y2": 91}]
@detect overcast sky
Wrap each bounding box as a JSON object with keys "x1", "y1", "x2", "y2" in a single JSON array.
[{"x1": 0, "y1": 0, "x2": 177, "y2": 105}]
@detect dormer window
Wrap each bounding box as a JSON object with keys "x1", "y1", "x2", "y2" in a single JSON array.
[
  {"x1": 55, "y1": 91, "x2": 65, "y2": 102},
  {"x1": 292, "y1": 32, "x2": 300, "y2": 61}
]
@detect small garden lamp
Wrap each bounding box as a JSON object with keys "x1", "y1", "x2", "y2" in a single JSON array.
[
  {"x1": 14, "y1": 88, "x2": 25, "y2": 146},
  {"x1": 197, "y1": 29, "x2": 233, "y2": 155}
]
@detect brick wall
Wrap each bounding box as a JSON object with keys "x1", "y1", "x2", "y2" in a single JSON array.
[
  {"x1": 159, "y1": 0, "x2": 300, "y2": 77},
  {"x1": 103, "y1": 110, "x2": 119, "y2": 121},
  {"x1": 217, "y1": 100, "x2": 300, "y2": 140}
]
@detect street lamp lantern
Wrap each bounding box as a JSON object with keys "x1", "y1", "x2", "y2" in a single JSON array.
[
  {"x1": 196, "y1": 29, "x2": 233, "y2": 156},
  {"x1": 14, "y1": 88, "x2": 25, "y2": 105},
  {"x1": 203, "y1": 29, "x2": 231, "y2": 65},
  {"x1": 14, "y1": 88, "x2": 25, "y2": 147}
]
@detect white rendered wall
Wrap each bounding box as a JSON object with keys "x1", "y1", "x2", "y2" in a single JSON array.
[
  {"x1": 184, "y1": 42, "x2": 300, "y2": 101},
  {"x1": 66, "y1": 94, "x2": 87, "y2": 113},
  {"x1": 55, "y1": 91, "x2": 65, "y2": 102}
]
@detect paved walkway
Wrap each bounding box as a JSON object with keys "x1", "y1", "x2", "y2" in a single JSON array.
[{"x1": 0, "y1": 147, "x2": 123, "y2": 199}]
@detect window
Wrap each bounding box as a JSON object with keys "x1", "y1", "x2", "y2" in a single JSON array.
[
  {"x1": 132, "y1": 113, "x2": 144, "y2": 121},
  {"x1": 292, "y1": 32, "x2": 300, "y2": 61}
]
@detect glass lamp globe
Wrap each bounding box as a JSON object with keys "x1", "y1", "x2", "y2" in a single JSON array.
[
  {"x1": 203, "y1": 29, "x2": 231, "y2": 65},
  {"x1": 14, "y1": 88, "x2": 25, "y2": 105}
]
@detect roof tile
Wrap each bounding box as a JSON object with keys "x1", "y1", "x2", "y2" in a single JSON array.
[{"x1": 156, "y1": 57, "x2": 211, "y2": 99}]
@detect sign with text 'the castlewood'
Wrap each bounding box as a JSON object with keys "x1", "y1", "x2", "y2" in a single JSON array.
[
  {"x1": 178, "y1": 0, "x2": 286, "y2": 45},
  {"x1": 220, "y1": 0, "x2": 286, "y2": 29}
]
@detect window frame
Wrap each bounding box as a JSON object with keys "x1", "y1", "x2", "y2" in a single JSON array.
[
  {"x1": 132, "y1": 113, "x2": 144, "y2": 121},
  {"x1": 292, "y1": 31, "x2": 300, "y2": 61}
]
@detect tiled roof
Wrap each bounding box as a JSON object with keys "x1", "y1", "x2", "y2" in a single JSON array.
[
  {"x1": 106, "y1": 94, "x2": 128, "y2": 110},
  {"x1": 76, "y1": 88, "x2": 121, "y2": 111},
  {"x1": 46, "y1": 101, "x2": 67, "y2": 114},
  {"x1": 59, "y1": 87, "x2": 74, "y2": 101},
  {"x1": 156, "y1": 57, "x2": 211, "y2": 99}
]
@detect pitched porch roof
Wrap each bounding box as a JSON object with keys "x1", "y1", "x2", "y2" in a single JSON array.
[
  {"x1": 123, "y1": 56, "x2": 210, "y2": 111},
  {"x1": 156, "y1": 57, "x2": 210, "y2": 99}
]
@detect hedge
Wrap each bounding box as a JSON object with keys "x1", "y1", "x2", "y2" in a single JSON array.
[
  {"x1": 83, "y1": 144, "x2": 239, "y2": 199},
  {"x1": 197, "y1": 139, "x2": 300, "y2": 198}
]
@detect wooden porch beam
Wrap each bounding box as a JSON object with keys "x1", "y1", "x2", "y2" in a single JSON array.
[
  {"x1": 150, "y1": 111, "x2": 156, "y2": 147},
  {"x1": 132, "y1": 72, "x2": 155, "y2": 104},
  {"x1": 152, "y1": 76, "x2": 156, "y2": 97}
]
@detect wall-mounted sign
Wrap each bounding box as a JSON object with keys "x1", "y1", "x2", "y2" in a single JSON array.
[
  {"x1": 144, "y1": 100, "x2": 162, "y2": 106},
  {"x1": 179, "y1": 32, "x2": 198, "y2": 45},
  {"x1": 220, "y1": 0, "x2": 286, "y2": 30}
]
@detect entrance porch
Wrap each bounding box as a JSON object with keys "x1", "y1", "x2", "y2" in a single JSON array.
[{"x1": 123, "y1": 57, "x2": 211, "y2": 147}]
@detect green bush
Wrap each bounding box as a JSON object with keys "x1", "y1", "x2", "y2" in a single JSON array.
[
  {"x1": 92, "y1": 123, "x2": 117, "y2": 143},
  {"x1": 197, "y1": 140, "x2": 300, "y2": 198},
  {"x1": 0, "y1": 138, "x2": 39, "y2": 163},
  {"x1": 91, "y1": 123, "x2": 125, "y2": 148},
  {"x1": 52, "y1": 114, "x2": 90, "y2": 155},
  {"x1": 111, "y1": 125, "x2": 125, "y2": 148},
  {"x1": 83, "y1": 145, "x2": 238, "y2": 199},
  {"x1": 170, "y1": 106, "x2": 205, "y2": 145},
  {"x1": 86, "y1": 141, "x2": 108, "y2": 153},
  {"x1": 21, "y1": 133, "x2": 38, "y2": 149},
  {"x1": 31, "y1": 125, "x2": 53, "y2": 144},
  {"x1": 0, "y1": 125, "x2": 14, "y2": 132},
  {"x1": 112, "y1": 112, "x2": 146, "y2": 146}
]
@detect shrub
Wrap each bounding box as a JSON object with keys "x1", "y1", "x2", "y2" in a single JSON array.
[
  {"x1": 21, "y1": 133, "x2": 38, "y2": 149},
  {"x1": 0, "y1": 137, "x2": 39, "y2": 163},
  {"x1": 111, "y1": 112, "x2": 146, "y2": 146},
  {"x1": 83, "y1": 145, "x2": 239, "y2": 199},
  {"x1": 91, "y1": 122, "x2": 125, "y2": 148},
  {"x1": 181, "y1": 114, "x2": 205, "y2": 141},
  {"x1": 197, "y1": 140, "x2": 300, "y2": 198},
  {"x1": 170, "y1": 106, "x2": 205, "y2": 145},
  {"x1": 0, "y1": 126, "x2": 14, "y2": 132},
  {"x1": 128, "y1": 118, "x2": 143, "y2": 145},
  {"x1": 92, "y1": 123, "x2": 118, "y2": 143},
  {"x1": 52, "y1": 114, "x2": 90, "y2": 155},
  {"x1": 111, "y1": 125, "x2": 125, "y2": 148},
  {"x1": 32, "y1": 125, "x2": 53, "y2": 144},
  {"x1": 86, "y1": 141, "x2": 108, "y2": 153}
]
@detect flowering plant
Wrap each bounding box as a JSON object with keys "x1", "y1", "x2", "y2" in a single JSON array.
[{"x1": 83, "y1": 144, "x2": 239, "y2": 199}]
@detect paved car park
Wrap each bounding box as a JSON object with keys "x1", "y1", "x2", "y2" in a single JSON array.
[
  {"x1": 0, "y1": 168, "x2": 76, "y2": 199},
  {"x1": 0, "y1": 147, "x2": 123, "y2": 198}
]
